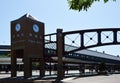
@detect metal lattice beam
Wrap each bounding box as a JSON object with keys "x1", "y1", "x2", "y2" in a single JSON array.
[{"x1": 63, "y1": 28, "x2": 120, "y2": 54}]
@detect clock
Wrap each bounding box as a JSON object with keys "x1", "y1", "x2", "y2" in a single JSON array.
[
  {"x1": 15, "y1": 23, "x2": 21, "y2": 32},
  {"x1": 33, "y1": 24, "x2": 39, "y2": 32}
]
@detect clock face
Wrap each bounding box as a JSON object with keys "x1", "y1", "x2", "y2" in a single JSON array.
[
  {"x1": 33, "y1": 24, "x2": 39, "y2": 32},
  {"x1": 15, "y1": 23, "x2": 21, "y2": 32}
]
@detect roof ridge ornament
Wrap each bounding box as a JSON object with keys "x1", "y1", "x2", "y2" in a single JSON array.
[
  {"x1": 16, "y1": 13, "x2": 39, "y2": 21},
  {"x1": 26, "y1": 13, "x2": 30, "y2": 17},
  {"x1": 25, "y1": 13, "x2": 38, "y2": 21}
]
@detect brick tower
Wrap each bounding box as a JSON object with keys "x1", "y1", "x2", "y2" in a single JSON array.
[{"x1": 11, "y1": 14, "x2": 45, "y2": 78}]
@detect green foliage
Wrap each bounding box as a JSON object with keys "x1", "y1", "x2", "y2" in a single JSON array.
[
  {"x1": 32, "y1": 62, "x2": 39, "y2": 68},
  {"x1": 99, "y1": 62, "x2": 106, "y2": 71},
  {"x1": 0, "y1": 53, "x2": 11, "y2": 58},
  {"x1": 7, "y1": 53, "x2": 11, "y2": 57},
  {"x1": 68, "y1": 0, "x2": 116, "y2": 11},
  {"x1": 0, "y1": 55, "x2": 9, "y2": 58}
]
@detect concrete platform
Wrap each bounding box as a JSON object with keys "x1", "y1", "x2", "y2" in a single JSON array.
[
  {"x1": 62, "y1": 74, "x2": 120, "y2": 83},
  {"x1": 0, "y1": 80, "x2": 53, "y2": 83},
  {"x1": 0, "y1": 78, "x2": 54, "y2": 83}
]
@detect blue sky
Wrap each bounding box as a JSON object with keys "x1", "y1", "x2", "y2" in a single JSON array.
[{"x1": 0, "y1": 0, "x2": 120, "y2": 56}]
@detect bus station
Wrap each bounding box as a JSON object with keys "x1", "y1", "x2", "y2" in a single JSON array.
[{"x1": 0, "y1": 14, "x2": 120, "y2": 83}]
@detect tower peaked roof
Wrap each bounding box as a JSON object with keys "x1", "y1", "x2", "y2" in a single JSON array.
[{"x1": 17, "y1": 13, "x2": 39, "y2": 21}]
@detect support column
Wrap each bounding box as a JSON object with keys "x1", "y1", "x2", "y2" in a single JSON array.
[
  {"x1": 40, "y1": 31, "x2": 45, "y2": 78},
  {"x1": 81, "y1": 64, "x2": 85, "y2": 74},
  {"x1": 11, "y1": 51, "x2": 17, "y2": 77},
  {"x1": 79, "y1": 64, "x2": 81, "y2": 75},
  {"x1": 24, "y1": 57, "x2": 32, "y2": 79},
  {"x1": 57, "y1": 29, "x2": 64, "y2": 80},
  {"x1": 49, "y1": 62, "x2": 52, "y2": 75},
  {"x1": 66, "y1": 64, "x2": 68, "y2": 75},
  {"x1": 40, "y1": 58, "x2": 45, "y2": 78}
]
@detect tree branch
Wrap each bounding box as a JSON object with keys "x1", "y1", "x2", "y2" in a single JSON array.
[{"x1": 67, "y1": 0, "x2": 116, "y2": 12}]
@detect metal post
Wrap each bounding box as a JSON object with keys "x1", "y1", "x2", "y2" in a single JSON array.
[
  {"x1": 40, "y1": 34, "x2": 45, "y2": 78},
  {"x1": 98, "y1": 31, "x2": 101, "y2": 45},
  {"x1": 49, "y1": 62, "x2": 52, "y2": 75},
  {"x1": 113, "y1": 30, "x2": 117, "y2": 43},
  {"x1": 57, "y1": 29, "x2": 64, "y2": 80},
  {"x1": 81, "y1": 32, "x2": 84, "y2": 48}
]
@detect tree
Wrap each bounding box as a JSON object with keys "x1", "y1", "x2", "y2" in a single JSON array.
[
  {"x1": 99, "y1": 62, "x2": 106, "y2": 72},
  {"x1": 67, "y1": 0, "x2": 116, "y2": 11},
  {"x1": 98, "y1": 62, "x2": 108, "y2": 75}
]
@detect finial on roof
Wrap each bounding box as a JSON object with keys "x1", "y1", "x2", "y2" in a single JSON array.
[
  {"x1": 26, "y1": 13, "x2": 30, "y2": 17},
  {"x1": 26, "y1": 13, "x2": 38, "y2": 21}
]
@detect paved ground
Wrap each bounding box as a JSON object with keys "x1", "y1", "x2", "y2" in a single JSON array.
[
  {"x1": 0, "y1": 71, "x2": 120, "y2": 83},
  {"x1": 62, "y1": 74, "x2": 120, "y2": 83}
]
